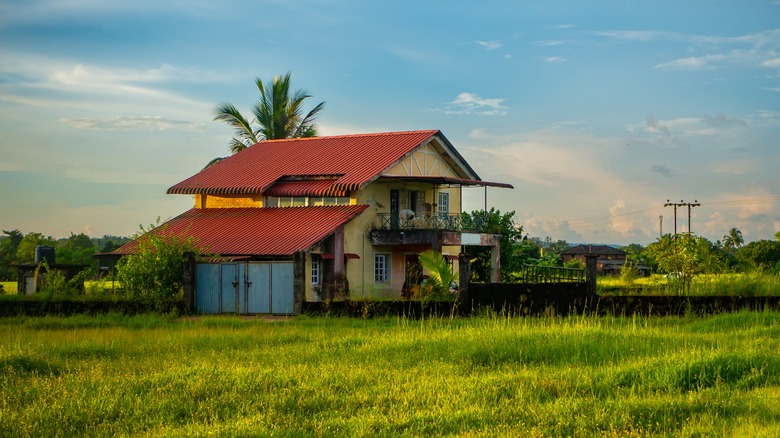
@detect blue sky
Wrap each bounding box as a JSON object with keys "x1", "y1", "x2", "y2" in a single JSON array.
[{"x1": 1, "y1": 0, "x2": 779, "y2": 245}]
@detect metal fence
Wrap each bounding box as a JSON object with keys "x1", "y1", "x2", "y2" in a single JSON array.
[{"x1": 517, "y1": 264, "x2": 585, "y2": 283}]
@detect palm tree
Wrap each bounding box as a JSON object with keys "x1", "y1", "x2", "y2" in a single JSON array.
[
  {"x1": 722, "y1": 227, "x2": 744, "y2": 250},
  {"x1": 417, "y1": 250, "x2": 459, "y2": 301},
  {"x1": 214, "y1": 72, "x2": 325, "y2": 155}
]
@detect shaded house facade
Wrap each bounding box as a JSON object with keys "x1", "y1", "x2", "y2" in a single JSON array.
[
  {"x1": 114, "y1": 130, "x2": 512, "y2": 314},
  {"x1": 561, "y1": 244, "x2": 650, "y2": 276}
]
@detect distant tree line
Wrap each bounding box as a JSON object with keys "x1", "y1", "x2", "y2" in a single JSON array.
[
  {"x1": 0, "y1": 230, "x2": 131, "y2": 281},
  {"x1": 461, "y1": 211, "x2": 780, "y2": 284}
]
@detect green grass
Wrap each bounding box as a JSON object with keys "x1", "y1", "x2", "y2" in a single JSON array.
[
  {"x1": 2, "y1": 312, "x2": 780, "y2": 436},
  {"x1": 599, "y1": 272, "x2": 780, "y2": 296},
  {"x1": 0, "y1": 281, "x2": 17, "y2": 295}
]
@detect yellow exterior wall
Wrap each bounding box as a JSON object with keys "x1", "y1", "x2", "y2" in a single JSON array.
[
  {"x1": 341, "y1": 182, "x2": 462, "y2": 300},
  {"x1": 195, "y1": 194, "x2": 357, "y2": 209},
  {"x1": 195, "y1": 194, "x2": 264, "y2": 209}
]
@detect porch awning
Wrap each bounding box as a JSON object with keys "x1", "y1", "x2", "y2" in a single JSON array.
[
  {"x1": 263, "y1": 179, "x2": 346, "y2": 197},
  {"x1": 316, "y1": 253, "x2": 360, "y2": 260},
  {"x1": 377, "y1": 175, "x2": 513, "y2": 189}
]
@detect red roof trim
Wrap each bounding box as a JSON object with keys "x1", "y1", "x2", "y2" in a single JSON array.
[{"x1": 113, "y1": 205, "x2": 369, "y2": 256}]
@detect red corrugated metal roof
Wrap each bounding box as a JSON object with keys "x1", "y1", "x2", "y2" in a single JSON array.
[
  {"x1": 168, "y1": 130, "x2": 441, "y2": 195},
  {"x1": 263, "y1": 179, "x2": 345, "y2": 197},
  {"x1": 113, "y1": 205, "x2": 368, "y2": 256}
]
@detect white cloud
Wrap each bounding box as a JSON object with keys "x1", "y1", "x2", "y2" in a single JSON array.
[
  {"x1": 536, "y1": 40, "x2": 565, "y2": 47},
  {"x1": 446, "y1": 92, "x2": 508, "y2": 116},
  {"x1": 0, "y1": 51, "x2": 216, "y2": 125},
  {"x1": 60, "y1": 116, "x2": 204, "y2": 132},
  {"x1": 544, "y1": 56, "x2": 566, "y2": 63},
  {"x1": 654, "y1": 54, "x2": 726, "y2": 70},
  {"x1": 594, "y1": 29, "x2": 780, "y2": 46},
  {"x1": 476, "y1": 40, "x2": 502, "y2": 51},
  {"x1": 762, "y1": 58, "x2": 780, "y2": 68}
]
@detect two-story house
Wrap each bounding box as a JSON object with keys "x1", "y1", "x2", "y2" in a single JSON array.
[{"x1": 113, "y1": 130, "x2": 512, "y2": 314}]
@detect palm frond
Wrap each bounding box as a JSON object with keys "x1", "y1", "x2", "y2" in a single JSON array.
[
  {"x1": 213, "y1": 103, "x2": 259, "y2": 152},
  {"x1": 202, "y1": 156, "x2": 226, "y2": 169},
  {"x1": 294, "y1": 100, "x2": 325, "y2": 138},
  {"x1": 418, "y1": 250, "x2": 458, "y2": 296}
]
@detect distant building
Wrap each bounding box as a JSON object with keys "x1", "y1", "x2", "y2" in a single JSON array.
[{"x1": 561, "y1": 244, "x2": 651, "y2": 276}]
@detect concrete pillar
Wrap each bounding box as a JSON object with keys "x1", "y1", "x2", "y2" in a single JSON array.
[
  {"x1": 332, "y1": 227, "x2": 345, "y2": 290},
  {"x1": 293, "y1": 251, "x2": 306, "y2": 314},
  {"x1": 489, "y1": 236, "x2": 501, "y2": 283},
  {"x1": 458, "y1": 252, "x2": 471, "y2": 301},
  {"x1": 181, "y1": 252, "x2": 196, "y2": 313},
  {"x1": 585, "y1": 254, "x2": 598, "y2": 297}
]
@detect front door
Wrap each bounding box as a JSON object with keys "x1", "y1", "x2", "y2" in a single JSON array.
[{"x1": 403, "y1": 254, "x2": 422, "y2": 300}]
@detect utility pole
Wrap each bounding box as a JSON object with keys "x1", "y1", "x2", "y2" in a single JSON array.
[
  {"x1": 659, "y1": 215, "x2": 663, "y2": 237},
  {"x1": 664, "y1": 200, "x2": 700, "y2": 235},
  {"x1": 664, "y1": 200, "x2": 682, "y2": 235},
  {"x1": 686, "y1": 200, "x2": 700, "y2": 233}
]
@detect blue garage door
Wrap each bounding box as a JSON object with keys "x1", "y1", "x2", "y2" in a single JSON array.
[
  {"x1": 271, "y1": 262, "x2": 294, "y2": 315},
  {"x1": 195, "y1": 264, "x2": 220, "y2": 313},
  {"x1": 196, "y1": 261, "x2": 294, "y2": 315},
  {"x1": 244, "y1": 262, "x2": 271, "y2": 314}
]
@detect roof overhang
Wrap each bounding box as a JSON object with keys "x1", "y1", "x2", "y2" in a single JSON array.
[{"x1": 376, "y1": 175, "x2": 513, "y2": 189}]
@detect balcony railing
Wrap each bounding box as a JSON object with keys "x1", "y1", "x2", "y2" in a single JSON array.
[{"x1": 375, "y1": 212, "x2": 489, "y2": 232}]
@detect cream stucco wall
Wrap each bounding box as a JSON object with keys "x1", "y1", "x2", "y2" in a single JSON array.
[
  {"x1": 342, "y1": 181, "x2": 463, "y2": 300},
  {"x1": 383, "y1": 140, "x2": 461, "y2": 178}
]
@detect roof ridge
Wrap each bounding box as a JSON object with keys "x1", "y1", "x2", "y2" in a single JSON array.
[{"x1": 256, "y1": 129, "x2": 439, "y2": 143}]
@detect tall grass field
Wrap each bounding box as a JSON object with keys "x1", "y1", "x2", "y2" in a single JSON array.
[
  {"x1": 2, "y1": 312, "x2": 779, "y2": 436},
  {"x1": 598, "y1": 272, "x2": 780, "y2": 296}
]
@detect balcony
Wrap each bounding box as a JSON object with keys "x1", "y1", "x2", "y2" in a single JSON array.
[
  {"x1": 374, "y1": 212, "x2": 489, "y2": 232},
  {"x1": 370, "y1": 212, "x2": 498, "y2": 248}
]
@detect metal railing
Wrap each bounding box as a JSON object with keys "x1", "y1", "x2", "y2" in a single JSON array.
[
  {"x1": 517, "y1": 264, "x2": 585, "y2": 283},
  {"x1": 375, "y1": 212, "x2": 490, "y2": 232}
]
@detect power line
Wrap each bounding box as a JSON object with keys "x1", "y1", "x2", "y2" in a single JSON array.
[
  {"x1": 700, "y1": 195, "x2": 780, "y2": 206},
  {"x1": 524, "y1": 194, "x2": 778, "y2": 234}
]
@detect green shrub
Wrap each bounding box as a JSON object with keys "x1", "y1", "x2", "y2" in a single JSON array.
[
  {"x1": 619, "y1": 262, "x2": 639, "y2": 286},
  {"x1": 116, "y1": 222, "x2": 200, "y2": 309}
]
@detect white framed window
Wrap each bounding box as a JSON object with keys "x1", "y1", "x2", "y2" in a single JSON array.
[
  {"x1": 266, "y1": 196, "x2": 351, "y2": 207},
  {"x1": 374, "y1": 254, "x2": 390, "y2": 284},
  {"x1": 311, "y1": 258, "x2": 320, "y2": 285},
  {"x1": 438, "y1": 192, "x2": 449, "y2": 218}
]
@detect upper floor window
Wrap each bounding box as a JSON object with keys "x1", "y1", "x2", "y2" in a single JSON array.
[
  {"x1": 438, "y1": 192, "x2": 449, "y2": 217},
  {"x1": 266, "y1": 196, "x2": 350, "y2": 208}
]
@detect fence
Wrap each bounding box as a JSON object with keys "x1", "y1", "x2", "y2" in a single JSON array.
[{"x1": 516, "y1": 264, "x2": 585, "y2": 283}]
